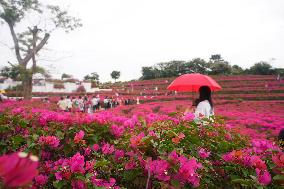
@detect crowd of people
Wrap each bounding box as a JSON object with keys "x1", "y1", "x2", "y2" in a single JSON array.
[{"x1": 57, "y1": 95, "x2": 138, "y2": 113}]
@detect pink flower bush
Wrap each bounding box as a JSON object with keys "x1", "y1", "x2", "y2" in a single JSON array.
[
  {"x1": 102, "y1": 143, "x2": 115, "y2": 155},
  {"x1": 175, "y1": 156, "x2": 202, "y2": 187},
  {"x1": 39, "y1": 136, "x2": 60, "y2": 148},
  {"x1": 34, "y1": 174, "x2": 48, "y2": 186},
  {"x1": 182, "y1": 113, "x2": 195, "y2": 121},
  {"x1": 74, "y1": 130, "x2": 85, "y2": 144},
  {"x1": 256, "y1": 168, "x2": 271, "y2": 185},
  {"x1": 198, "y1": 148, "x2": 211, "y2": 159},
  {"x1": 147, "y1": 159, "x2": 170, "y2": 181},
  {"x1": 0, "y1": 152, "x2": 39, "y2": 187},
  {"x1": 71, "y1": 179, "x2": 86, "y2": 189},
  {"x1": 70, "y1": 153, "x2": 85, "y2": 174},
  {"x1": 110, "y1": 124, "x2": 125, "y2": 138},
  {"x1": 1, "y1": 76, "x2": 284, "y2": 189}
]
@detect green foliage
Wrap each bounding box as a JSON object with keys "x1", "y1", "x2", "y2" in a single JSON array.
[
  {"x1": 111, "y1": 71, "x2": 121, "y2": 82},
  {"x1": 249, "y1": 61, "x2": 273, "y2": 75},
  {"x1": 61, "y1": 73, "x2": 73, "y2": 80},
  {"x1": 209, "y1": 61, "x2": 232, "y2": 75},
  {"x1": 84, "y1": 72, "x2": 100, "y2": 82}
]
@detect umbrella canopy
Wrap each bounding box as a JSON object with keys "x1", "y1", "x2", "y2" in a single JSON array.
[{"x1": 167, "y1": 73, "x2": 222, "y2": 92}]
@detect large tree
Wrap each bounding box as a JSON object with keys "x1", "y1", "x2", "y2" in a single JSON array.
[
  {"x1": 0, "y1": 0, "x2": 82, "y2": 99},
  {"x1": 84, "y1": 72, "x2": 99, "y2": 82},
  {"x1": 0, "y1": 64, "x2": 50, "y2": 80},
  {"x1": 110, "y1": 71, "x2": 120, "y2": 82},
  {"x1": 249, "y1": 61, "x2": 273, "y2": 75}
]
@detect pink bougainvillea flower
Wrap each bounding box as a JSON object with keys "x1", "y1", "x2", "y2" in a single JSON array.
[
  {"x1": 69, "y1": 153, "x2": 85, "y2": 174},
  {"x1": 85, "y1": 160, "x2": 96, "y2": 171},
  {"x1": 256, "y1": 168, "x2": 271, "y2": 185},
  {"x1": 225, "y1": 133, "x2": 232, "y2": 141},
  {"x1": 74, "y1": 130, "x2": 85, "y2": 144},
  {"x1": 55, "y1": 172, "x2": 63, "y2": 180},
  {"x1": 110, "y1": 124, "x2": 125, "y2": 138},
  {"x1": 168, "y1": 150, "x2": 179, "y2": 164},
  {"x1": 102, "y1": 143, "x2": 115, "y2": 155},
  {"x1": 250, "y1": 155, "x2": 267, "y2": 170},
  {"x1": 125, "y1": 159, "x2": 137, "y2": 170},
  {"x1": 183, "y1": 113, "x2": 195, "y2": 121},
  {"x1": 71, "y1": 179, "x2": 86, "y2": 189},
  {"x1": 172, "y1": 132, "x2": 185, "y2": 144},
  {"x1": 148, "y1": 159, "x2": 170, "y2": 181},
  {"x1": 272, "y1": 152, "x2": 284, "y2": 167},
  {"x1": 34, "y1": 174, "x2": 48, "y2": 186},
  {"x1": 0, "y1": 152, "x2": 39, "y2": 187},
  {"x1": 38, "y1": 136, "x2": 60, "y2": 148},
  {"x1": 92, "y1": 144, "x2": 100, "y2": 151},
  {"x1": 175, "y1": 156, "x2": 202, "y2": 187},
  {"x1": 198, "y1": 148, "x2": 211, "y2": 159},
  {"x1": 91, "y1": 177, "x2": 116, "y2": 188},
  {"x1": 130, "y1": 132, "x2": 145, "y2": 148},
  {"x1": 114, "y1": 150, "x2": 125, "y2": 161}
]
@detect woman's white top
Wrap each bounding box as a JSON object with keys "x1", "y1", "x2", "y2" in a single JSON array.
[{"x1": 194, "y1": 100, "x2": 214, "y2": 119}]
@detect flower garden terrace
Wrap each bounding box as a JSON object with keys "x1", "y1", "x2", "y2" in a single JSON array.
[
  {"x1": 0, "y1": 74, "x2": 284, "y2": 188},
  {"x1": 109, "y1": 75, "x2": 284, "y2": 102},
  {"x1": 0, "y1": 100, "x2": 284, "y2": 188}
]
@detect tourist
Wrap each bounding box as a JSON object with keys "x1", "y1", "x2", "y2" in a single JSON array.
[
  {"x1": 72, "y1": 97, "x2": 78, "y2": 109},
  {"x1": 103, "y1": 96, "x2": 109, "y2": 109},
  {"x1": 184, "y1": 86, "x2": 214, "y2": 119},
  {"x1": 96, "y1": 96, "x2": 101, "y2": 110},
  {"x1": 78, "y1": 96, "x2": 84, "y2": 112},
  {"x1": 57, "y1": 97, "x2": 67, "y2": 111},
  {"x1": 278, "y1": 128, "x2": 284, "y2": 148},
  {"x1": 91, "y1": 96, "x2": 98, "y2": 112},
  {"x1": 65, "y1": 96, "x2": 72, "y2": 112},
  {"x1": 83, "y1": 96, "x2": 89, "y2": 112}
]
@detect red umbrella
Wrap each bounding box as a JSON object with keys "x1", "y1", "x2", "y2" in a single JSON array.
[{"x1": 167, "y1": 73, "x2": 222, "y2": 92}]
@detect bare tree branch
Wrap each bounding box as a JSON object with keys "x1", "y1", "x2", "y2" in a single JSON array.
[
  {"x1": 22, "y1": 32, "x2": 50, "y2": 65},
  {"x1": 7, "y1": 22, "x2": 22, "y2": 63}
]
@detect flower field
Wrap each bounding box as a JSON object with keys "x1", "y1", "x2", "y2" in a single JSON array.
[{"x1": 1, "y1": 75, "x2": 284, "y2": 188}]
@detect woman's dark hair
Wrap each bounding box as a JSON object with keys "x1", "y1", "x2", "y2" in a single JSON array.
[
  {"x1": 198, "y1": 86, "x2": 213, "y2": 108},
  {"x1": 278, "y1": 128, "x2": 284, "y2": 147}
]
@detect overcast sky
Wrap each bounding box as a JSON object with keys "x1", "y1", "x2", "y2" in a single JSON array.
[{"x1": 0, "y1": 0, "x2": 284, "y2": 82}]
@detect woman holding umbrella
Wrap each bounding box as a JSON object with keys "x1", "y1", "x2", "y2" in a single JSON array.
[
  {"x1": 167, "y1": 73, "x2": 221, "y2": 119},
  {"x1": 185, "y1": 86, "x2": 214, "y2": 118}
]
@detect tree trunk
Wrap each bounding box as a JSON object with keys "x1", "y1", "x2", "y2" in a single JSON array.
[{"x1": 22, "y1": 71, "x2": 33, "y2": 100}]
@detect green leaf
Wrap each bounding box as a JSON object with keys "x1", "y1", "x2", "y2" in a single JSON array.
[
  {"x1": 56, "y1": 131, "x2": 64, "y2": 139},
  {"x1": 11, "y1": 135, "x2": 25, "y2": 144},
  {"x1": 170, "y1": 179, "x2": 181, "y2": 188},
  {"x1": 94, "y1": 160, "x2": 109, "y2": 168},
  {"x1": 53, "y1": 180, "x2": 66, "y2": 189},
  {"x1": 273, "y1": 175, "x2": 284, "y2": 181}
]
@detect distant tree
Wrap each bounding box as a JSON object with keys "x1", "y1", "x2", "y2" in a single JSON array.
[
  {"x1": 209, "y1": 61, "x2": 232, "y2": 75},
  {"x1": 0, "y1": 0, "x2": 82, "y2": 99},
  {"x1": 0, "y1": 65, "x2": 50, "y2": 80},
  {"x1": 111, "y1": 71, "x2": 120, "y2": 82},
  {"x1": 274, "y1": 68, "x2": 284, "y2": 76},
  {"x1": 0, "y1": 65, "x2": 20, "y2": 80},
  {"x1": 141, "y1": 67, "x2": 156, "y2": 80},
  {"x1": 249, "y1": 61, "x2": 273, "y2": 75},
  {"x1": 84, "y1": 72, "x2": 99, "y2": 82},
  {"x1": 185, "y1": 58, "x2": 209, "y2": 74},
  {"x1": 231, "y1": 65, "x2": 244, "y2": 75},
  {"x1": 209, "y1": 54, "x2": 224, "y2": 62},
  {"x1": 61, "y1": 73, "x2": 72, "y2": 80}
]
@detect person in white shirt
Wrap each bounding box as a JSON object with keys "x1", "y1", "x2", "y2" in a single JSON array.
[
  {"x1": 57, "y1": 97, "x2": 67, "y2": 111},
  {"x1": 78, "y1": 96, "x2": 84, "y2": 112},
  {"x1": 65, "y1": 96, "x2": 73, "y2": 112},
  {"x1": 185, "y1": 86, "x2": 214, "y2": 119},
  {"x1": 91, "y1": 96, "x2": 98, "y2": 112}
]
